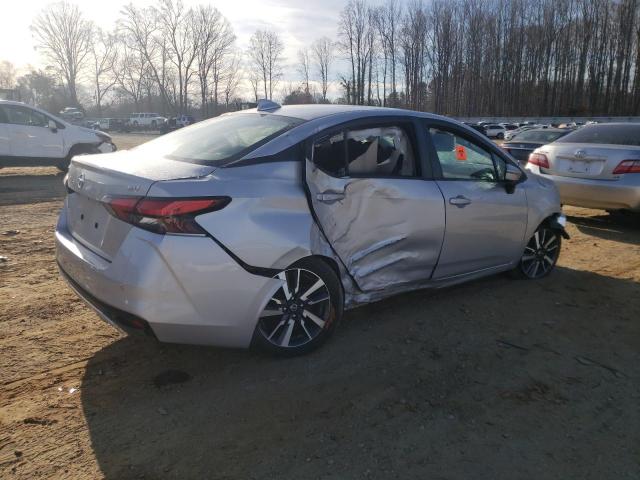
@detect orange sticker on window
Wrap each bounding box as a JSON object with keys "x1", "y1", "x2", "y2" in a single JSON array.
[{"x1": 455, "y1": 145, "x2": 467, "y2": 161}]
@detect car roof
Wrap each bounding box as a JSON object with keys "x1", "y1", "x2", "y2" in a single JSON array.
[
  {"x1": 232, "y1": 104, "x2": 443, "y2": 122},
  {"x1": 0, "y1": 99, "x2": 28, "y2": 107},
  {"x1": 229, "y1": 104, "x2": 494, "y2": 161}
]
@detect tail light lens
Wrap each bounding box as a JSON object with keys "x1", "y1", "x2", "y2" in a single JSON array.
[
  {"x1": 528, "y1": 153, "x2": 550, "y2": 169},
  {"x1": 612, "y1": 160, "x2": 640, "y2": 174},
  {"x1": 104, "y1": 196, "x2": 231, "y2": 234}
]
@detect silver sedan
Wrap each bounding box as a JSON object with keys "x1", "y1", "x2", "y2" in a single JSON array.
[
  {"x1": 56, "y1": 103, "x2": 567, "y2": 355},
  {"x1": 526, "y1": 123, "x2": 640, "y2": 212}
]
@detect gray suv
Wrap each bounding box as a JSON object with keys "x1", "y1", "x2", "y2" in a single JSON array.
[{"x1": 55, "y1": 103, "x2": 567, "y2": 355}]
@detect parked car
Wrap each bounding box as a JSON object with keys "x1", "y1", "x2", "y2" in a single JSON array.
[
  {"x1": 526, "y1": 123, "x2": 640, "y2": 213},
  {"x1": 56, "y1": 103, "x2": 567, "y2": 355},
  {"x1": 466, "y1": 123, "x2": 487, "y2": 135},
  {"x1": 502, "y1": 128, "x2": 570, "y2": 165},
  {"x1": 97, "y1": 118, "x2": 128, "y2": 132},
  {"x1": 59, "y1": 107, "x2": 85, "y2": 121},
  {"x1": 176, "y1": 114, "x2": 195, "y2": 127},
  {"x1": 501, "y1": 123, "x2": 519, "y2": 132},
  {"x1": 128, "y1": 112, "x2": 167, "y2": 129},
  {"x1": 0, "y1": 100, "x2": 116, "y2": 171},
  {"x1": 504, "y1": 126, "x2": 535, "y2": 141},
  {"x1": 159, "y1": 115, "x2": 195, "y2": 134},
  {"x1": 484, "y1": 124, "x2": 507, "y2": 139}
]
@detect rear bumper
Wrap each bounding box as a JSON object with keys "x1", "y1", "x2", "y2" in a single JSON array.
[
  {"x1": 527, "y1": 166, "x2": 640, "y2": 212},
  {"x1": 55, "y1": 203, "x2": 280, "y2": 348}
]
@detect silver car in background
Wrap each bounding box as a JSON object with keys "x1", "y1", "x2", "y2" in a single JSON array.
[
  {"x1": 527, "y1": 123, "x2": 640, "y2": 212},
  {"x1": 56, "y1": 103, "x2": 567, "y2": 355}
]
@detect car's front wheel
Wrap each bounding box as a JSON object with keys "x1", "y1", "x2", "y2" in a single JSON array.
[
  {"x1": 254, "y1": 257, "x2": 343, "y2": 356},
  {"x1": 513, "y1": 225, "x2": 561, "y2": 279}
]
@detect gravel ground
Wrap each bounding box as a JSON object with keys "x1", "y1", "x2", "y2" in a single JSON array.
[{"x1": 0, "y1": 134, "x2": 638, "y2": 479}]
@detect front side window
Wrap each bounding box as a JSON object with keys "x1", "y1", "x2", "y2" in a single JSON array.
[
  {"x1": 346, "y1": 126, "x2": 416, "y2": 177},
  {"x1": 4, "y1": 106, "x2": 47, "y2": 127},
  {"x1": 429, "y1": 127, "x2": 498, "y2": 181},
  {"x1": 132, "y1": 113, "x2": 302, "y2": 165},
  {"x1": 0, "y1": 106, "x2": 8, "y2": 124}
]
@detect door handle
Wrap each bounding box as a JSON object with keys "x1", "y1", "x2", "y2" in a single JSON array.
[
  {"x1": 449, "y1": 195, "x2": 472, "y2": 207},
  {"x1": 316, "y1": 192, "x2": 345, "y2": 202}
]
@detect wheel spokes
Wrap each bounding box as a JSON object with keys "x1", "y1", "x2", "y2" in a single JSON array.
[
  {"x1": 260, "y1": 268, "x2": 331, "y2": 348},
  {"x1": 299, "y1": 278, "x2": 324, "y2": 301},
  {"x1": 303, "y1": 309, "x2": 326, "y2": 329}
]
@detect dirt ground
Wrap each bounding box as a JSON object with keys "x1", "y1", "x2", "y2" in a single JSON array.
[{"x1": 0, "y1": 134, "x2": 639, "y2": 479}]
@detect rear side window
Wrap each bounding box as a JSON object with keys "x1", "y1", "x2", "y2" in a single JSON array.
[
  {"x1": 513, "y1": 130, "x2": 566, "y2": 143},
  {"x1": 428, "y1": 127, "x2": 499, "y2": 181},
  {"x1": 312, "y1": 124, "x2": 416, "y2": 178},
  {"x1": 313, "y1": 132, "x2": 347, "y2": 177},
  {"x1": 556, "y1": 124, "x2": 640, "y2": 146},
  {"x1": 347, "y1": 127, "x2": 416, "y2": 177},
  {"x1": 0, "y1": 106, "x2": 7, "y2": 123},
  {"x1": 132, "y1": 113, "x2": 302, "y2": 165}
]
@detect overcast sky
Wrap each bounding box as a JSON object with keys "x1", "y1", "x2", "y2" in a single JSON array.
[{"x1": 1, "y1": 0, "x2": 354, "y2": 98}]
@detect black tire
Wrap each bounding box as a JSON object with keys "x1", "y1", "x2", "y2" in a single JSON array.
[
  {"x1": 56, "y1": 145, "x2": 100, "y2": 172},
  {"x1": 253, "y1": 257, "x2": 343, "y2": 356},
  {"x1": 497, "y1": 132, "x2": 505, "y2": 140},
  {"x1": 511, "y1": 224, "x2": 561, "y2": 279}
]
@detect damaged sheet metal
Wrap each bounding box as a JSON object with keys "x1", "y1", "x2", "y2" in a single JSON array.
[{"x1": 305, "y1": 157, "x2": 446, "y2": 302}]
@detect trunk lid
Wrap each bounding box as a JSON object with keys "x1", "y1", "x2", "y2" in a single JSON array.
[
  {"x1": 543, "y1": 143, "x2": 640, "y2": 180},
  {"x1": 65, "y1": 151, "x2": 216, "y2": 260}
]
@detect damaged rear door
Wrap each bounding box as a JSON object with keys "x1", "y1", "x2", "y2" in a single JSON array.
[{"x1": 305, "y1": 119, "x2": 445, "y2": 292}]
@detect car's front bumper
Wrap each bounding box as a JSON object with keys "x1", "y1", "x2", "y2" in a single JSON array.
[
  {"x1": 98, "y1": 142, "x2": 117, "y2": 154},
  {"x1": 526, "y1": 166, "x2": 640, "y2": 212},
  {"x1": 55, "y1": 204, "x2": 281, "y2": 348}
]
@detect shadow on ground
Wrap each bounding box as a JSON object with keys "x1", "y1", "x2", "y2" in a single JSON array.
[
  {"x1": 567, "y1": 211, "x2": 640, "y2": 245},
  {"x1": 80, "y1": 267, "x2": 639, "y2": 479},
  {"x1": 0, "y1": 168, "x2": 65, "y2": 206}
]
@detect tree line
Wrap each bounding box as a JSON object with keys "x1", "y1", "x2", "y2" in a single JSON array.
[
  {"x1": 339, "y1": 0, "x2": 640, "y2": 116},
  {"x1": 0, "y1": 0, "x2": 638, "y2": 117}
]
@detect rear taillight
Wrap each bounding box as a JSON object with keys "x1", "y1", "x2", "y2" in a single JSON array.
[
  {"x1": 528, "y1": 153, "x2": 550, "y2": 169},
  {"x1": 612, "y1": 160, "x2": 640, "y2": 174},
  {"x1": 104, "y1": 196, "x2": 230, "y2": 234}
]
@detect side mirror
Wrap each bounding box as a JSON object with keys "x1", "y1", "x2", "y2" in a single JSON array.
[
  {"x1": 504, "y1": 163, "x2": 524, "y2": 193},
  {"x1": 48, "y1": 120, "x2": 58, "y2": 132}
]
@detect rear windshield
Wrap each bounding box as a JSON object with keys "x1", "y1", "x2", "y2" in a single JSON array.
[
  {"x1": 512, "y1": 130, "x2": 567, "y2": 143},
  {"x1": 556, "y1": 124, "x2": 640, "y2": 146},
  {"x1": 132, "y1": 113, "x2": 302, "y2": 165}
]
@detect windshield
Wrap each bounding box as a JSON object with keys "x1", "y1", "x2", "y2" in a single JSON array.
[
  {"x1": 512, "y1": 130, "x2": 566, "y2": 143},
  {"x1": 132, "y1": 113, "x2": 303, "y2": 165},
  {"x1": 556, "y1": 124, "x2": 640, "y2": 146}
]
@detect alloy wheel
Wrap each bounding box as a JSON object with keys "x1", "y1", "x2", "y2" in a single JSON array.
[
  {"x1": 520, "y1": 227, "x2": 560, "y2": 278},
  {"x1": 258, "y1": 268, "x2": 332, "y2": 349}
]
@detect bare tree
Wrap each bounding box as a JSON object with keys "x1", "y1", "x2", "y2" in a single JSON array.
[
  {"x1": 312, "y1": 37, "x2": 334, "y2": 102},
  {"x1": 114, "y1": 41, "x2": 148, "y2": 110},
  {"x1": 297, "y1": 48, "x2": 311, "y2": 94},
  {"x1": 0, "y1": 60, "x2": 16, "y2": 89},
  {"x1": 222, "y1": 53, "x2": 242, "y2": 108},
  {"x1": 31, "y1": 1, "x2": 92, "y2": 106},
  {"x1": 247, "y1": 69, "x2": 260, "y2": 102},
  {"x1": 119, "y1": 3, "x2": 173, "y2": 111},
  {"x1": 158, "y1": 0, "x2": 199, "y2": 114},
  {"x1": 248, "y1": 30, "x2": 285, "y2": 100},
  {"x1": 194, "y1": 5, "x2": 235, "y2": 117},
  {"x1": 338, "y1": 0, "x2": 375, "y2": 105},
  {"x1": 89, "y1": 29, "x2": 118, "y2": 115}
]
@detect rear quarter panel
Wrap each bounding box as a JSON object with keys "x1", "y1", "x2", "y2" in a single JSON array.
[{"x1": 147, "y1": 161, "x2": 316, "y2": 270}]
